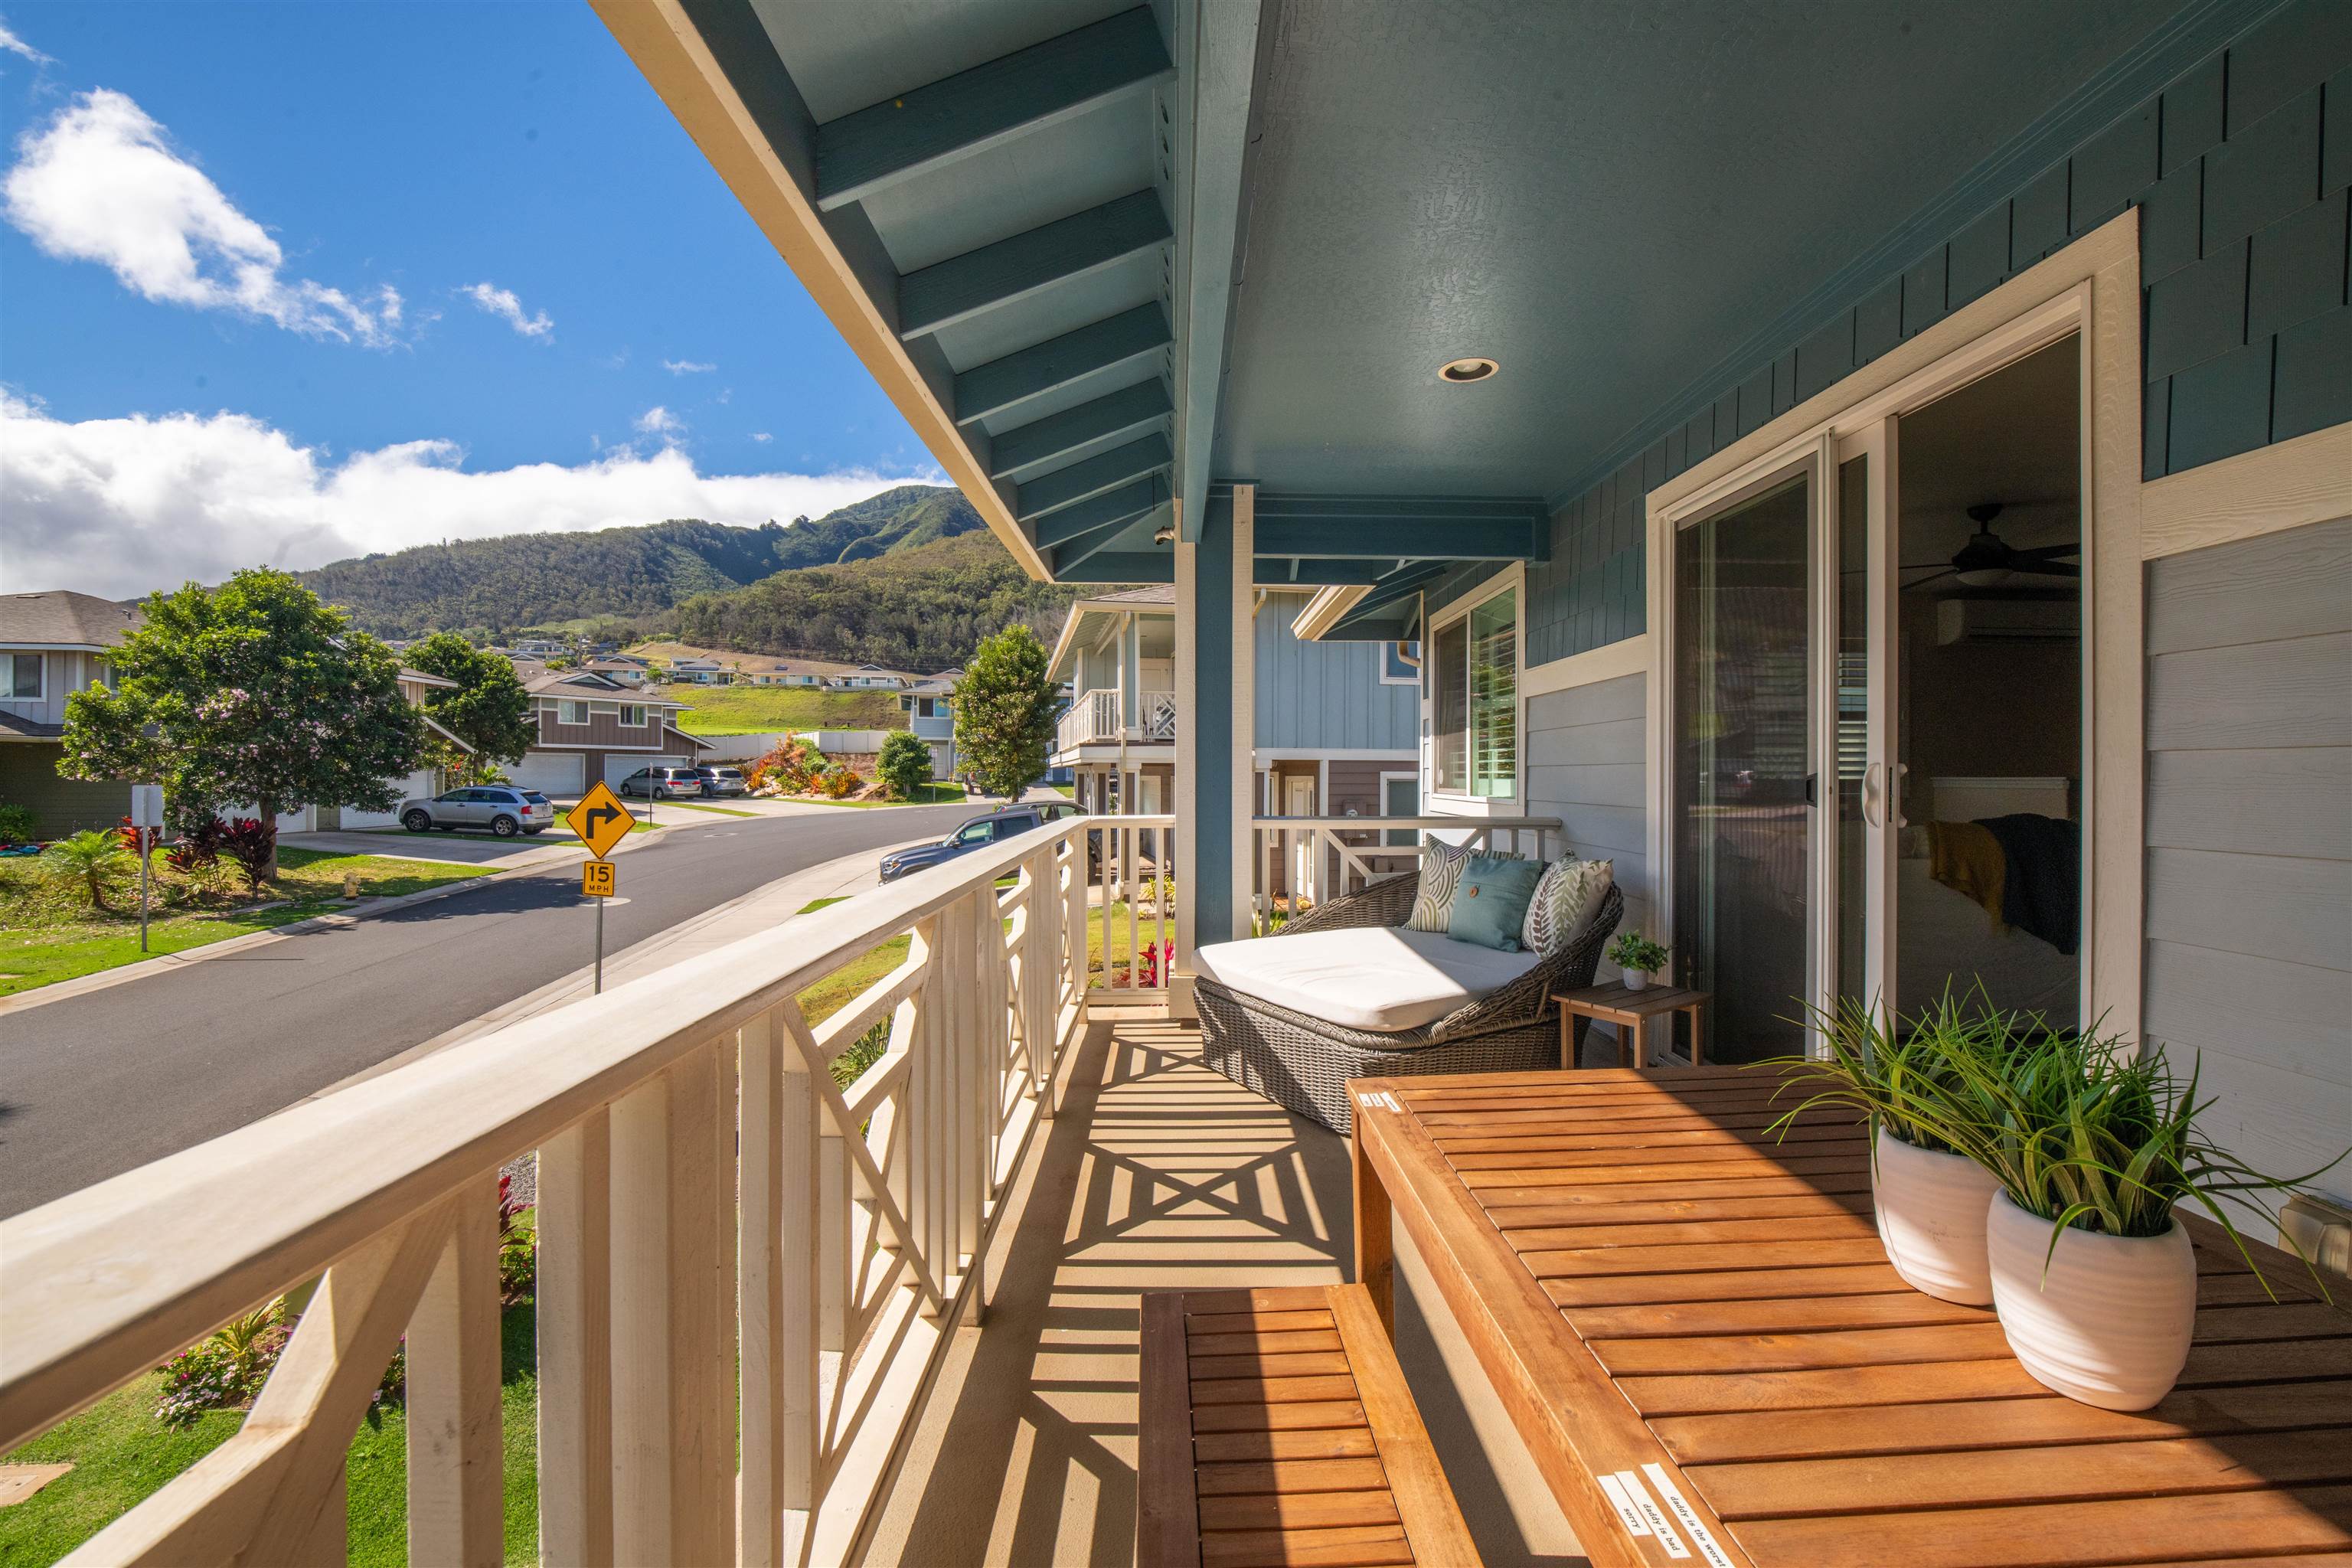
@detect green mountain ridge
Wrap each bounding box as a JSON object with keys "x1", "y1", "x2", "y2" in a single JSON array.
[{"x1": 295, "y1": 484, "x2": 982, "y2": 638}]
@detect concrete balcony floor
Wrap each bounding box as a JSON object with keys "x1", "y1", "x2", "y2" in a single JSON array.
[{"x1": 866, "y1": 1011, "x2": 1584, "y2": 1567}]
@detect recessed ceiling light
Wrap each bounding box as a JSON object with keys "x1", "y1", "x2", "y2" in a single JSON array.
[{"x1": 1439, "y1": 356, "x2": 1498, "y2": 384}]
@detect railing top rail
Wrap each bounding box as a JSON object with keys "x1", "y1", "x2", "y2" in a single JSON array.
[
  {"x1": 1250, "y1": 815, "x2": 1563, "y2": 829},
  {"x1": 0, "y1": 815, "x2": 1158, "y2": 1446}
]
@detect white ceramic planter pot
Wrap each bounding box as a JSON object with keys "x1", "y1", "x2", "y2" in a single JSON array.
[
  {"x1": 1986, "y1": 1191, "x2": 2197, "y2": 1411},
  {"x1": 1621, "y1": 968, "x2": 1650, "y2": 991},
  {"x1": 1871, "y1": 1127, "x2": 2001, "y2": 1305}
]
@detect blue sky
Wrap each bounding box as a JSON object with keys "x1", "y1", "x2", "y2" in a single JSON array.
[{"x1": 0, "y1": 1, "x2": 941, "y2": 596}]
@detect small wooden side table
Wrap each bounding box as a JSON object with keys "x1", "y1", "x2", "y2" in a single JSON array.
[{"x1": 1551, "y1": 982, "x2": 1709, "y2": 1069}]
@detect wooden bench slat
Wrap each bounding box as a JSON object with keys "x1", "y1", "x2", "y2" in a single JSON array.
[
  {"x1": 1564, "y1": 1291, "x2": 1991, "y2": 1341},
  {"x1": 1452, "y1": 1140, "x2": 1851, "y2": 1171},
  {"x1": 1188, "y1": 1329, "x2": 1346, "y2": 1357},
  {"x1": 1191, "y1": 1374, "x2": 1362, "y2": 1406},
  {"x1": 1196, "y1": 1458, "x2": 1393, "y2": 1497},
  {"x1": 1188, "y1": 1400, "x2": 1370, "y2": 1435},
  {"x1": 1479, "y1": 1171, "x2": 1874, "y2": 1209},
  {"x1": 1197, "y1": 1490, "x2": 1403, "y2": 1532},
  {"x1": 1519, "y1": 1237, "x2": 1892, "y2": 1278},
  {"x1": 1650, "y1": 1380, "x2": 2352, "y2": 1465},
  {"x1": 1688, "y1": 1429, "x2": 2352, "y2": 1519},
  {"x1": 1193, "y1": 1428, "x2": 1383, "y2": 1465},
  {"x1": 1189, "y1": 1351, "x2": 1357, "y2": 1380},
  {"x1": 1326, "y1": 1281, "x2": 1481, "y2": 1567},
  {"x1": 1503, "y1": 1213, "x2": 1880, "y2": 1251},
  {"x1": 1543, "y1": 1262, "x2": 1913, "y2": 1308},
  {"x1": 1463, "y1": 1155, "x2": 1871, "y2": 1191},
  {"x1": 1187, "y1": 1310, "x2": 1338, "y2": 1335},
  {"x1": 1182, "y1": 1285, "x2": 1349, "y2": 1315},
  {"x1": 1480, "y1": 1192, "x2": 1873, "y2": 1228},
  {"x1": 1138, "y1": 1291, "x2": 1204, "y2": 1568},
  {"x1": 1591, "y1": 1321, "x2": 2016, "y2": 1374},
  {"x1": 1198, "y1": 1523, "x2": 1414, "y2": 1568}
]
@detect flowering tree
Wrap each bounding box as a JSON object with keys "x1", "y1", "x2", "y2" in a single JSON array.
[{"x1": 59, "y1": 569, "x2": 423, "y2": 880}]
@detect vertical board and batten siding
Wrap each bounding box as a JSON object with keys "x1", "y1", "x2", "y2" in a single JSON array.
[
  {"x1": 1523, "y1": 673, "x2": 1650, "y2": 935},
  {"x1": 1510, "y1": 0, "x2": 2352, "y2": 668},
  {"x1": 2142, "y1": 515, "x2": 2352, "y2": 1208},
  {"x1": 1252, "y1": 599, "x2": 1416, "y2": 752}
]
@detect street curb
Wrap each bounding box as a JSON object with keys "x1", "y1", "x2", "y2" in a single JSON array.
[{"x1": 0, "y1": 821, "x2": 700, "y2": 1021}]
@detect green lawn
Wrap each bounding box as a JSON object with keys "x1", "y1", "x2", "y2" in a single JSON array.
[
  {"x1": 0, "y1": 848, "x2": 493, "y2": 997},
  {"x1": 665, "y1": 684, "x2": 903, "y2": 737},
  {"x1": 0, "y1": 1305, "x2": 541, "y2": 1567}
]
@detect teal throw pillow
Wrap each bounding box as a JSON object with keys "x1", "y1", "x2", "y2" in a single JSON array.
[{"x1": 1444, "y1": 855, "x2": 1546, "y2": 952}]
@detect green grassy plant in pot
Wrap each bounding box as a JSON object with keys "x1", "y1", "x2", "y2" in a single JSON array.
[
  {"x1": 1953, "y1": 1035, "x2": 2341, "y2": 1411},
  {"x1": 1606, "y1": 931, "x2": 1668, "y2": 991},
  {"x1": 1765, "y1": 991, "x2": 2007, "y2": 1306}
]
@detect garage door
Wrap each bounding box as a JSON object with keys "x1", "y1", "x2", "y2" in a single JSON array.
[
  {"x1": 510, "y1": 751, "x2": 586, "y2": 796},
  {"x1": 605, "y1": 754, "x2": 686, "y2": 789}
]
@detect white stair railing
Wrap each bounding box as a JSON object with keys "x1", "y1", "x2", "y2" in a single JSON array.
[{"x1": 0, "y1": 820, "x2": 1110, "y2": 1568}]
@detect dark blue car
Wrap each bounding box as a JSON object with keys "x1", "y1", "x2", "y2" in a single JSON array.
[{"x1": 877, "y1": 802, "x2": 1083, "y2": 883}]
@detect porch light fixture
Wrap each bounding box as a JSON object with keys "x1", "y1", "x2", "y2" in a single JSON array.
[
  {"x1": 1439, "y1": 356, "x2": 1498, "y2": 384},
  {"x1": 1153, "y1": 523, "x2": 1175, "y2": 544}
]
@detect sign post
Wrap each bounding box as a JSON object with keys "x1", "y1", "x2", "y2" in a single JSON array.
[
  {"x1": 130, "y1": 785, "x2": 164, "y2": 953},
  {"x1": 565, "y1": 782, "x2": 632, "y2": 993}
]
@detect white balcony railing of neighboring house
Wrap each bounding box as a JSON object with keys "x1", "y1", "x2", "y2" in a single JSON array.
[
  {"x1": 0, "y1": 815, "x2": 1178, "y2": 1567},
  {"x1": 1250, "y1": 815, "x2": 1561, "y2": 920},
  {"x1": 1054, "y1": 688, "x2": 1178, "y2": 753}
]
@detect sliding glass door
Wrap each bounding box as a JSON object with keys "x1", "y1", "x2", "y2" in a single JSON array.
[{"x1": 1670, "y1": 463, "x2": 1817, "y2": 1062}]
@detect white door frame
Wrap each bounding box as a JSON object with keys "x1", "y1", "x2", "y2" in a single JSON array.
[{"x1": 1646, "y1": 211, "x2": 2142, "y2": 1045}]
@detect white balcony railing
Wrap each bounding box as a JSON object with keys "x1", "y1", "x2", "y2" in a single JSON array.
[
  {"x1": 1251, "y1": 814, "x2": 1561, "y2": 919},
  {"x1": 0, "y1": 815, "x2": 1175, "y2": 1566},
  {"x1": 1054, "y1": 688, "x2": 1177, "y2": 752}
]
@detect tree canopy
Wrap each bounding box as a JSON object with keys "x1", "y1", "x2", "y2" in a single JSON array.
[
  {"x1": 403, "y1": 631, "x2": 537, "y2": 776},
  {"x1": 952, "y1": 626, "x2": 1057, "y2": 802},
  {"x1": 876, "y1": 730, "x2": 933, "y2": 801},
  {"x1": 59, "y1": 569, "x2": 423, "y2": 873}
]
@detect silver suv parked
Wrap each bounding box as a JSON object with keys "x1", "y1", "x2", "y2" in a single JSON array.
[
  {"x1": 691, "y1": 765, "x2": 749, "y2": 797},
  {"x1": 398, "y1": 786, "x2": 555, "y2": 838},
  {"x1": 619, "y1": 766, "x2": 704, "y2": 799}
]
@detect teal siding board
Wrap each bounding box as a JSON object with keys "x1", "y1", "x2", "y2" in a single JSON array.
[
  {"x1": 1517, "y1": 0, "x2": 2352, "y2": 670},
  {"x1": 2247, "y1": 189, "x2": 2349, "y2": 340},
  {"x1": 2273, "y1": 304, "x2": 2352, "y2": 439}
]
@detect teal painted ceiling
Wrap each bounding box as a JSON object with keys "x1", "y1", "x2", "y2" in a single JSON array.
[
  {"x1": 688, "y1": 0, "x2": 2226, "y2": 591},
  {"x1": 1214, "y1": 0, "x2": 2174, "y2": 501}
]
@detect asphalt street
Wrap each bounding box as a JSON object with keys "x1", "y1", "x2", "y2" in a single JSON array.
[{"x1": 0, "y1": 802, "x2": 972, "y2": 1217}]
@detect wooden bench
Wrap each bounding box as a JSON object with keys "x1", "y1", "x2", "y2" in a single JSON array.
[{"x1": 1138, "y1": 1282, "x2": 1480, "y2": 1568}]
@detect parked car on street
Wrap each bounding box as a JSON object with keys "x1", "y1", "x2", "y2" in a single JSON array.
[
  {"x1": 878, "y1": 805, "x2": 1054, "y2": 883},
  {"x1": 398, "y1": 786, "x2": 555, "y2": 838},
  {"x1": 691, "y1": 765, "x2": 749, "y2": 797},
  {"x1": 619, "y1": 766, "x2": 705, "y2": 800}
]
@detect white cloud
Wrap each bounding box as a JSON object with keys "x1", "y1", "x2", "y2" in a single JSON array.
[
  {"x1": 0, "y1": 391, "x2": 942, "y2": 599},
  {"x1": 2, "y1": 90, "x2": 400, "y2": 345},
  {"x1": 662, "y1": 358, "x2": 714, "y2": 375},
  {"x1": 635, "y1": 405, "x2": 683, "y2": 437},
  {"x1": 0, "y1": 18, "x2": 53, "y2": 64},
  {"x1": 460, "y1": 280, "x2": 551, "y2": 339},
  {"x1": 750, "y1": 432, "x2": 773, "y2": 443}
]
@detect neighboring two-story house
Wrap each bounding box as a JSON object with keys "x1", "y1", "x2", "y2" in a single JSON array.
[
  {"x1": 668, "y1": 658, "x2": 731, "y2": 685},
  {"x1": 0, "y1": 591, "x2": 142, "y2": 838},
  {"x1": 1047, "y1": 585, "x2": 1418, "y2": 900},
  {"x1": 508, "y1": 669, "x2": 708, "y2": 795},
  {"x1": 581, "y1": 658, "x2": 649, "y2": 688},
  {"x1": 898, "y1": 671, "x2": 959, "y2": 777}
]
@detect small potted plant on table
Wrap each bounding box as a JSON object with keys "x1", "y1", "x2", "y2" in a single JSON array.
[{"x1": 1606, "y1": 930, "x2": 1668, "y2": 991}]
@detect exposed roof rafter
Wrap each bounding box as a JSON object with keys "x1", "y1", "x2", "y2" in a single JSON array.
[
  {"x1": 952, "y1": 304, "x2": 1171, "y2": 425},
  {"x1": 991, "y1": 379, "x2": 1171, "y2": 478},
  {"x1": 815, "y1": 8, "x2": 1173, "y2": 211},
  {"x1": 897, "y1": 189, "x2": 1171, "y2": 341},
  {"x1": 1016, "y1": 432, "x2": 1173, "y2": 521},
  {"x1": 1031, "y1": 475, "x2": 1163, "y2": 548}
]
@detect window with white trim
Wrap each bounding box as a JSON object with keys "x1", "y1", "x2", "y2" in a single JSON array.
[
  {"x1": 619, "y1": 704, "x2": 648, "y2": 727},
  {"x1": 557, "y1": 699, "x2": 589, "y2": 725},
  {"x1": 1432, "y1": 586, "x2": 1517, "y2": 799},
  {"x1": 4, "y1": 653, "x2": 43, "y2": 701}
]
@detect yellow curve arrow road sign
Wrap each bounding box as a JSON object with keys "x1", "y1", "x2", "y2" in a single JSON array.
[{"x1": 567, "y1": 780, "x2": 634, "y2": 860}]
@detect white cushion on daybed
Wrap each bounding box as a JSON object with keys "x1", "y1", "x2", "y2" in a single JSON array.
[{"x1": 1193, "y1": 926, "x2": 1542, "y2": 1034}]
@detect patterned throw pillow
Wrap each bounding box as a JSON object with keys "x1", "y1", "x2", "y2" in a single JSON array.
[
  {"x1": 1406, "y1": 839, "x2": 1518, "y2": 933},
  {"x1": 1521, "y1": 858, "x2": 1615, "y2": 957}
]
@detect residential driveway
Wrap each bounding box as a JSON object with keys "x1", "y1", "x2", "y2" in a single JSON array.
[{"x1": 0, "y1": 801, "x2": 975, "y2": 1218}]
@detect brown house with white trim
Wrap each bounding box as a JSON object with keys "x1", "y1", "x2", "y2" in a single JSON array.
[{"x1": 508, "y1": 669, "x2": 710, "y2": 796}]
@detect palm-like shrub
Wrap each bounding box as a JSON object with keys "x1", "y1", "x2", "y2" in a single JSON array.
[
  {"x1": 42, "y1": 828, "x2": 136, "y2": 912},
  {"x1": 1765, "y1": 988, "x2": 2019, "y2": 1155}
]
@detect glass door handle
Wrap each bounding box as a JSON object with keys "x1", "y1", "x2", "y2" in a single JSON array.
[
  {"x1": 1893, "y1": 762, "x2": 1910, "y2": 829},
  {"x1": 1861, "y1": 763, "x2": 1883, "y2": 828}
]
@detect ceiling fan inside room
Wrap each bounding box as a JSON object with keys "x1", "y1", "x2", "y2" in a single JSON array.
[{"x1": 1903, "y1": 502, "x2": 2079, "y2": 590}]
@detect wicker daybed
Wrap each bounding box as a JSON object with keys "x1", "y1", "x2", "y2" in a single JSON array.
[{"x1": 1194, "y1": 872, "x2": 1624, "y2": 1134}]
